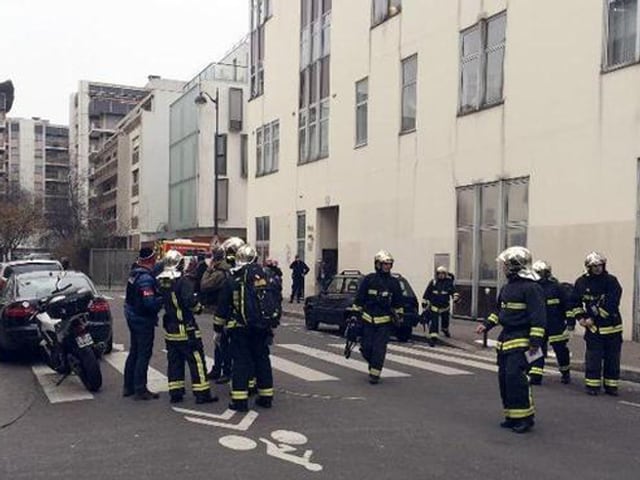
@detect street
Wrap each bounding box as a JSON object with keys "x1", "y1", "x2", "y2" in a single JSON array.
[{"x1": 1, "y1": 296, "x2": 640, "y2": 480}]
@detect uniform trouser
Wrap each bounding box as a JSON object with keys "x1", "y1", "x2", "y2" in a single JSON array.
[
  {"x1": 229, "y1": 328, "x2": 273, "y2": 404},
  {"x1": 498, "y1": 350, "x2": 534, "y2": 421},
  {"x1": 428, "y1": 309, "x2": 450, "y2": 338},
  {"x1": 361, "y1": 322, "x2": 391, "y2": 378},
  {"x1": 584, "y1": 331, "x2": 622, "y2": 391},
  {"x1": 212, "y1": 329, "x2": 232, "y2": 377},
  {"x1": 166, "y1": 336, "x2": 211, "y2": 398},
  {"x1": 290, "y1": 278, "x2": 305, "y2": 301},
  {"x1": 528, "y1": 337, "x2": 571, "y2": 380},
  {"x1": 123, "y1": 315, "x2": 155, "y2": 394}
]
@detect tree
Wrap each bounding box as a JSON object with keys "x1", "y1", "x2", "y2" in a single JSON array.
[{"x1": 0, "y1": 188, "x2": 44, "y2": 260}]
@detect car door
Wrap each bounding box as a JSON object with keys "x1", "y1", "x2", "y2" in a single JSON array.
[{"x1": 0, "y1": 277, "x2": 15, "y2": 342}]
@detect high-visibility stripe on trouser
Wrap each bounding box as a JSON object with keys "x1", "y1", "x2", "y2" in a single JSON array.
[
  {"x1": 585, "y1": 378, "x2": 602, "y2": 388},
  {"x1": 498, "y1": 350, "x2": 535, "y2": 420},
  {"x1": 168, "y1": 381, "x2": 185, "y2": 391},
  {"x1": 369, "y1": 367, "x2": 381, "y2": 377},
  {"x1": 529, "y1": 367, "x2": 544, "y2": 377},
  {"x1": 361, "y1": 323, "x2": 391, "y2": 379},
  {"x1": 231, "y1": 390, "x2": 249, "y2": 400},
  {"x1": 258, "y1": 388, "x2": 274, "y2": 397},
  {"x1": 604, "y1": 378, "x2": 619, "y2": 388},
  {"x1": 249, "y1": 377, "x2": 257, "y2": 389}
]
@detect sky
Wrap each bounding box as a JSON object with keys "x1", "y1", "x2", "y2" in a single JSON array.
[{"x1": 1, "y1": 0, "x2": 249, "y2": 125}]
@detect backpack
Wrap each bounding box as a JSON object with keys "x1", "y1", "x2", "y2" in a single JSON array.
[{"x1": 241, "y1": 263, "x2": 282, "y2": 329}]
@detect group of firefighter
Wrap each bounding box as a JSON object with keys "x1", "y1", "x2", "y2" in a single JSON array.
[{"x1": 125, "y1": 238, "x2": 623, "y2": 434}]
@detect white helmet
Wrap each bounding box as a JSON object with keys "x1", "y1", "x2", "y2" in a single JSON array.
[
  {"x1": 436, "y1": 266, "x2": 448, "y2": 274},
  {"x1": 497, "y1": 246, "x2": 534, "y2": 277},
  {"x1": 532, "y1": 260, "x2": 552, "y2": 277},
  {"x1": 221, "y1": 237, "x2": 246, "y2": 257},
  {"x1": 374, "y1": 250, "x2": 394, "y2": 271},
  {"x1": 164, "y1": 250, "x2": 183, "y2": 270},
  {"x1": 584, "y1": 252, "x2": 606, "y2": 268},
  {"x1": 235, "y1": 244, "x2": 258, "y2": 267}
]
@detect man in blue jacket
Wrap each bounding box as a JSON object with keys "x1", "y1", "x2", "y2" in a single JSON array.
[{"x1": 123, "y1": 247, "x2": 163, "y2": 400}]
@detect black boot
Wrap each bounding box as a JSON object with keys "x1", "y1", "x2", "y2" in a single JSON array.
[
  {"x1": 196, "y1": 392, "x2": 219, "y2": 404},
  {"x1": 511, "y1": 418, "x2": 534, "y2": 434},
  {"x1": 586, "y1": 387, "x2": 599, "y2": 396},
  {"x1": 500, "y1": 418, "x2": 515, "y2": 429},
  {"x1": 529, "y1": 376, "x2": 542, "y2": 386},
  {"x1": 561, "y1": 371, "x2": 571, "y2": 384},
  {"x1": 605, "y1": 387, "x2": 619, "y2": 397},
  {"x1": 134, "y1": 389, "x2": 160, "y2": 401},
  {"x1": 255, "y1": 396, "x2": 272, "y2": 408},
  {"x1": 229, "y1": 400, "x2": 249, "y2": 412},
  {"x1": 368, "y1": 374, "x2": 380, "y2": 385},
  {"x1": 442, "y1": 329, "x2": 451, "y2": 338},
  {"x1": 170, "y1": 394, "x2": 184, "y2": 404}
]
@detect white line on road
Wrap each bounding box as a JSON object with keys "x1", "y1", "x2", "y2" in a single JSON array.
[
  {"x1": 277, "y1": 344, "x2": 410, "y2": 378},
  {"x1": 103, "y1": 351, "x2": 169, "y2": 392},
  {"x1": 184, "y1": 410, "x2": 259, "y2": 431},
  {"x1": 270, "y1": 355, "x2": 339, "y2": 382},
  {"x1": 411, "y1": 343, "x2": 497, "y2": 362},
  {"x1": 386, "y1": 345, "x2": 498, "y2": 372},
  {"x1": 31, "y1": 364, "x2": 94, "y2": 404},
  {"x1": 619, "y1": 401, "x2": 640, "y2": 409},
  {"x1": 326, "y1": 344, "x2": 472, "y2": 375},
  {"x1": 172, "y1": 407, "x2": 236, "y2": 420}
]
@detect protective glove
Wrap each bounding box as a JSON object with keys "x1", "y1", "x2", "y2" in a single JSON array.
[{"x1": 452, "y1": 293, "x2": 461, "y2": 304}]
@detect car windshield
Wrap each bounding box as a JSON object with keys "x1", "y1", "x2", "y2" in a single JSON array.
[
  {"x1": 6, "y1": 262, "x2": 62, "y2": 277},
  {"x1": 325, "y1": 276, "x2": 361, "y2": 294},
  {"x1": 16, "y1": 275, "x2": 93, "y2": 299}
]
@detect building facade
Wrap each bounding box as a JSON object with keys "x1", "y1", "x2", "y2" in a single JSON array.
[
  {"x1": 168, "y1": 38, "x2": 249, "y2": 241},
  {"x1": 1, "y1": 118, "x2": 70, "y2": 220},
  {"x1": 69, "y1": 81, "x2": 149, "y2": 202},
  {"x1": 246, "y1": 0, "x2": 640, "y2": 340},
  {"x1": 89, "y1": 77, "x2": 185, "y2": 248}
]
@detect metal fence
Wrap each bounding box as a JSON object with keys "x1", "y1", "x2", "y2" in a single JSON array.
[{"x1": 89, "y1": 249, "x2": 138, "y2": 290}]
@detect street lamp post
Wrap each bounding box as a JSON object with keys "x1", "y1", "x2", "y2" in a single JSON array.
[{"x1": 194, "y1": 88, "x2": 220, "y2": 238}]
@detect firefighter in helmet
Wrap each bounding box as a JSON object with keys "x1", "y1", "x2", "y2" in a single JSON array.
[
  {"x1": 351, "y1": 250, "x2": 404, "y2": 384},
  {"x1": 421, "y1": 265, "x2": 460, "y2": 346},
  {"x1": 476, "y1": 246, "x2": 546, "y2": 433},
  {"x1": 571, "y1": 252, "x2": 623, "y2": 396}
]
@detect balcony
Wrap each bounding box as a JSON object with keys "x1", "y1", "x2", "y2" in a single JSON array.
[
  {"x1": 45, "y1": 140, "x2": 68, "y2": 151},
  {"x1": 89, "y1": 125, "x2": 116, "y2": 139}
]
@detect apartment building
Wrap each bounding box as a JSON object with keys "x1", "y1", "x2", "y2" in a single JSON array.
[
  {"x1": 1, "y1": 118, "x2": 70, "y2": 219},
  {"x1": 0, "y1": 80, "x2": 15, "y2": 196},
  {"x1": 69, "y1": 81, "x2": 149, "y2": 202},
  {"x1": 246, "y1": 0, "x2": 640, "y2": 340},
  {"x1": 89, "y1": 77, "x2": 185, "y2": 248},
  {"x1": 168, "y1": 38, "x2": 249, "y2": 241}
]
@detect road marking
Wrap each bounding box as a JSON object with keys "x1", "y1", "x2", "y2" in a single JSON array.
[
  {"x1": 277, "y1": 344, "x2": 410, "y2": 378},
  {"x1": 31, "y1": 364, "x2": 94, "y2": 404},
  {"x1": 172, "y1": 407, "x2": 236, "y2": 420},
  {"x1": 220, "y1": 435, "x2": 258, "y2": 451},
  {"x1": 619, "y1": 401, "x2": 640, "y2": 409},
  {"x1": 103, "y1": 295, "x2": 114, "y2": 300},
  {"x1": 270, "y1": 355, "x2": 339, "y2": 382},
  {"x1": 103, "y1": 351, "x2": 169, "y2": 392},
  {"x1": 184, "y1": 410, "x2": 259, "y2": 431},
  {"x1": 411, "y1": 343, "x2": 497, "y2": 362},
  {"x1": 386, "y1": 345, "x2": 498, "y2": 372}
]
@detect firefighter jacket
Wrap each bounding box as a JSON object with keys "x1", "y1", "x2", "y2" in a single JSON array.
[
  {"x1": 214, "y1": 268, "x2": 246, "y2": 331},
  {"x1": 572, "y1": 271, "x2": 623, "y2": 336},
  {"x1": 352, "y1": 272, "x2": 404, "y2": 324},
  {"x1": 125, "y1": 266, "x2": 163, "y2": 322},
  {"x1": 158, "y1": 273, "x2": 203, "y2": 342},
  {"x1": 483, "y1": 276, "x2": 547, "y2": 352},
  {"x1": 538, "y1": 277, "x2": 571, "y2": 339},
  {"x1": 200, "y1": 259, "x2": 231, "y2": 307},
  {"x1": 422, "y1": 275, "x2": 457, "y2": 312}
]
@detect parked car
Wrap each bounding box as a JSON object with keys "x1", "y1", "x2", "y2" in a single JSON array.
[
  {"x1": 303, "y1": 270, "x2": 420, "y2": 342},
  {"x1": 0, "y1": 270, "x2": 113, "y2": 360},
  {"x1": 0, "y1": 260, "x2": 63, "y2": 290}
]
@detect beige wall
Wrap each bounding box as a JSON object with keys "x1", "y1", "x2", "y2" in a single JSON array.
[{"x1": 247, "y1": 0, "x2": 640, "y2": 339}]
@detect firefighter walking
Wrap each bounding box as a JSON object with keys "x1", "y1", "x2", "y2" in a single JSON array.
[
  {"x1": 157, "y1": 250, "x2": 216, "y2": 404},
  {"x1": 351, "y1": 250, "x2": 404, "y2": 385},
  {"x1": 476, "y1": 246, "x2": 546, "y2": 434},
  {"x1": 528, "y1": 260, "x2": 573, "y2": 385},
  {"x1": 422, "y1": 266, "x2": 460, "y2": 346},
  {"x1": 572, "y1": 252, "x2": 623, "y2": 396}
]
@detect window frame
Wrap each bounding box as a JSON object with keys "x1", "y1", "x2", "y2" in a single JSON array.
[
  {"x1": 255, "y1": 216, "x2": 271, "y2": 263},
  {"x1": 603, "y1": 0, "x2": 640, "y2": 71},
  {"x1": 355, "y1": 77, "x2": 369, "y2": 147},
  {"x1": 296, "y1": 211, "x2": 306, "y2": 261},
  {"x1": 458, "y1": 11, "x2": 507, "y2": 115},
  {"x1": 250, "y1": 0, "x2": 270, "y2": 99},
  {"x1": 400, "y1": 54, "x2": 418, "y2": 134},
  {"x1": 255, "y1": 120, "x2": 280, "y2": 177},
  {"x1": 371, "y1": 0, "x2": 402, "y2": 28}
]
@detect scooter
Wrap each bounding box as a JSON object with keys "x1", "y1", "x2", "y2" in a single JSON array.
[{"x1": 33, "y1": 285, "x2": 103, "y2": 392}]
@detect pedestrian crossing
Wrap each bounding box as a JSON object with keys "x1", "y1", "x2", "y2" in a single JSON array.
[{"x1": 30, "y1": 341, "x2": 504, "y2": 404}]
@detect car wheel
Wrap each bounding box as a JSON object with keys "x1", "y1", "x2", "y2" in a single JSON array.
[
  {"x1": 305, "y1": 316, "x2": 319, "y2": 331},
  {"x1": 395, "y1": 326, "x2": 412, "y2": 343}
]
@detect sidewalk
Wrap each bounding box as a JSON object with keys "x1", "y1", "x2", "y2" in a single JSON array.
[{"x1": 281, "y1": 302, "x2": 640, "y2": 384}]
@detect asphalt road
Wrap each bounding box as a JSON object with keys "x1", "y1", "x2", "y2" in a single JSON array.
[{"x1": 1, "y1": 296, "x2": 640, "y2": 480}]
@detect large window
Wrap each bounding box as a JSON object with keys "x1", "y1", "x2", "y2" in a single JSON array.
[
  {"x1": 372, "y1": 0, "x2": 402, "y2": 27},
  {"x1": 455, "y1": 177, "x2": 529, "y2": 319},
  {"x1": 216, "y1": 178, "x2": 229, "y2": 221},
  {"x1": 355, "y1": 78, "x2": 369, "y2": 146},
  {"x1": 297, "y1": 211, "x2": 306, "y2": 261},
  {"x1": 459, "y1": 12, "x2": 506, "y2": 114},
  {"x1": 401, "y1": 55, "x2": 417, "y2": 133},
  {"x1": 250, "y1": 0, "x2": 270, "y2": 98},
  {"x1": 299, "y1": 0, "x2": 331, "y2": 164},
  {"x1": 256, "y1": 216, "x2": 270, "y2": 263},
  {"x1": 605, "y1": 0, "x2": 639, "y2": 68},
  {"x1": 256, "y1": 120, "x2": 279, "y2": 176}
]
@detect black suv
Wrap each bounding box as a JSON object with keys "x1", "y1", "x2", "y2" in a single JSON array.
[{"x1": 303, "y1": 270, "x2": 420, "y2": 342}]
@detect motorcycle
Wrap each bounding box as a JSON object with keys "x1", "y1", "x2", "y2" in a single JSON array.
[{"x1": 32, "y1": 285, "x2": 103, "y2": 392}]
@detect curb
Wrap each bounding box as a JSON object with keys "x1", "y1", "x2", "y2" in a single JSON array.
[{"x1": 283, "y1": 308, "x2": 640, "y2": 384}]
